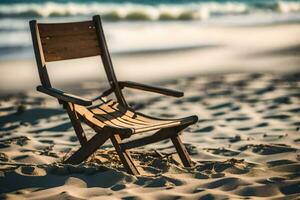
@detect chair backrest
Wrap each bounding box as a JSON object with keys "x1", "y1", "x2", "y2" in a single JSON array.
[{"x1": 29, "y1": 15, "x2": 127, "y2": 106}]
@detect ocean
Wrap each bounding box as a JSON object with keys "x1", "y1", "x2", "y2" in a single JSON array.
[{"x1": 0, "y1": 0, "x2": 300, "y2": 60}]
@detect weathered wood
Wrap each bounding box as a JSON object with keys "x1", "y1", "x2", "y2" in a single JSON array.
[
  {"x1": 171, "y1": 135, "x2": 193, "y2": 167},
  {"x1": 38, "y1": 21, "x2": 96, "y2": 37},
  {"x1": 111, "y1": 134, "x2": 139, "y2": 175},
  {"x1": 38, "y1": 21, "x2": 101, "y2": 61},
  {"x1": 64, "y1": 128, "x2": 112, "y2": 164}
]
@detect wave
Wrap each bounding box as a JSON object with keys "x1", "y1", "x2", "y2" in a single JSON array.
[{"x1": 0, "y1": 1, "x2": 300, "y2": 21}]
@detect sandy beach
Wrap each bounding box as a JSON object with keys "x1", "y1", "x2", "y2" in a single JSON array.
[
  {"x1": 0, "y1": 71, "x2": 300, "y2": 199},
  {"x1": 0, "y1": 7, "x2": 300, "y2": 200}
]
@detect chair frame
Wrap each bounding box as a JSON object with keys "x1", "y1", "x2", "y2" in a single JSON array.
[{"x1": 29, "y1": 15, "x2": 198, "y2": 175}]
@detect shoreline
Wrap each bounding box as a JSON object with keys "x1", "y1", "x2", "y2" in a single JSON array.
[{"x1": 1, "y1": 23, "x2": 300, "y2": 95}]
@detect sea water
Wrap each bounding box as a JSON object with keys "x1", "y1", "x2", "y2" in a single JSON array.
[{"x1": 0, "y1": 0, "x2": 299, "y2": 60}]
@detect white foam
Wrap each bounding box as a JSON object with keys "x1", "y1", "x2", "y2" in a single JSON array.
[
  {"x1": 277, "y1": 1, "x2": 300, "y2": 13},
  {"x1": 0, "y1": 1, "x2": 293, "y2": 20}
]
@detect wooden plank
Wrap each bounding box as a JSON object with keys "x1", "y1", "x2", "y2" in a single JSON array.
[
  {"x1": 171, "y1": 135, "x2": 193, "y2": 167},
  {"x1": 73, "y1": 104, "x2": 107, "y2": 128},
  {"x1": 107, "y1": 100, "x2": 175, "y2": 124},
  {"x1": 41, "y1": 34, "x2": 98, "y2": 49},
  {"x1": 93, "y1": 111, "x2": 128, "y2": 129},
  {"x1": 43, "y1": 45, "x2": 100, "y2": 62},
  {"x1": 111, "y1": 134, "x2": 139, "y2": 175},
  {"x1": 93, "y1": 107, "x2": 152, "y2": 129},
  {"x1": 98, "y1": 102, "x2": 149, "y2": 125},
  {"x1": 64, "y1": 128, "x2": 112, "y2": 164},
  {"x1": 93, "y1": 105, "x2": 182, "y2": 133},
  {"x1": 38, "y1": 20, "x2": 101, "y2": 62},
  {"x1": 74, "y1": 104, "x2": 132, "y2": 138},
  {"x1": 38, "y1": 21, "x2": 96, "y2": 37},
  {"x1": 92, "y1": 107, "x2": 137, "y2": 127}
]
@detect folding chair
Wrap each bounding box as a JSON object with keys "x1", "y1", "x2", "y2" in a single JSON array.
[{"x1": 29, "y1": 15, "x2": 198, "y2": 175}]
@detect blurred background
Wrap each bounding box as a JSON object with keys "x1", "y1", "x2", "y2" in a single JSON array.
[{"x1": 0, "y1": 0, "x2": 299, "y2": 94}]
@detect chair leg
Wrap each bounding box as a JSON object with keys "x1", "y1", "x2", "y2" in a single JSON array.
[
  {"x1": 65, "y1": 102, "x2": 87, "y2": 146},
  {"x1": 64, "y1": 130, "x2": 112, "y2": 164},
  {"x1": 111, "y1": 134, "x2": 140, "y2": 175},
  {"x1": 171, "y1": 134, "x2": 193, "y2": 167}
]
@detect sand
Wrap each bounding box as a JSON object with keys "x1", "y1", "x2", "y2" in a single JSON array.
[
  {"x1": 0, "y1": 72, "x2": 299, "y2": 200},
  {"x1": 0, "y1": 23, "x2": 300, "y2": 199}
]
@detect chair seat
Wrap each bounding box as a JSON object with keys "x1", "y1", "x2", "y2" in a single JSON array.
[{"x1": 74, "y1": 99, "x2": 198, "y2": 136}]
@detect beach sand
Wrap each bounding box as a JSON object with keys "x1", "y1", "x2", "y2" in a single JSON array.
[{"x1": 0, "y1": 23, "x2": 300, "y2": 199}]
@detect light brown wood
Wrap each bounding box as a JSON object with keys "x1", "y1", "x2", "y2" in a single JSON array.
[
  {"x1": 91, "y1": 101, "x2": 182, "y2": 133},
  {"x1": 106, "y1": 100, "x2": 176, "y2": 124},
  {"x1": 38, "y1": 21, "x2": 101, "y2": 62}
]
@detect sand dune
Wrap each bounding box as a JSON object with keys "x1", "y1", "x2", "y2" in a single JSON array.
[{"x1": 0, "y1": 72, "x2": 299, "y2": 199}]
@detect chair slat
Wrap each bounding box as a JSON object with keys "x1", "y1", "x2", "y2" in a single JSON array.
[
  {"x1": 74, "y1": 104, "x2": 106, "y2": 128},
  {"x1": 91, "y1": 101, "x2": 182, "y2": 133},
  {"x1": 93, "y1": 108, "x2": 139, "y2": 128},
  {"x1": 38, "y1": 21, "x2": 101, "y2": 62},
  {"x1": 43, "y1": 45, "x2": 100, "y2": 62},
  {"x1": 97, "y1": 102, "x2": 150, "y2": 125},
  {"x1": 108, "y1": 100, "x2": 176, "y2": 124},
  {"x1": 39, "y1": 21, "x2": 96, "y2": 37}
]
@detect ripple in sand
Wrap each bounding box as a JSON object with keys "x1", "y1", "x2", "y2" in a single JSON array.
[
  {"x1": 239, "y1": 144, "x2": 297, "y2": 155},
  {"x1": 235, "y1": 184, "x2": 280, "y2": 197},
  {"x1": 204, "y1": 148, "x2": 240, "y2": 156},
  {"x1": 263, "y1": 114, "x2": 290, "y2": 120},
  {"x1": 201, "y1": 177, "x2": 250, "y2": 191},
  {"x1": 208, "y1": 102, "x2": 233, "y2": 110},
  {"x1": 194, "y1": 126, "x2": 214, "y2": 133},
  {"x1": 267, "y1": 159, "x2": 297, "y2": 167}
]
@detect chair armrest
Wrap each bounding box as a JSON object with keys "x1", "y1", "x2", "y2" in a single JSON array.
[
  {"x1": 37, "y1": 86, "x2": 92, "y2": 106},
  {"x1": 118, "y1": 81, "x2": 184, "y2": 97}
]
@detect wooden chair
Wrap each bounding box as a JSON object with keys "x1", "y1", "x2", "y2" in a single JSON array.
[{"x1": 29, "y1": 15, "x2": 198, "y2": 175}]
